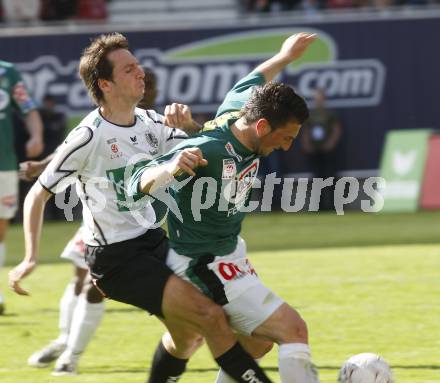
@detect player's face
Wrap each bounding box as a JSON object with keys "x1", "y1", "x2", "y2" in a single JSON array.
[
  {"x1": 257, "y1": 120, "x2": 302, "y2": 157},
  {"x1": 107, "y1": 49, "x2": 145, "y2": 103}
]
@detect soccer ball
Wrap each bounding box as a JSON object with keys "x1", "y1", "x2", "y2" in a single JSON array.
[{"x1": 338, "y1": 353, "x2": 394, "y2": 383}]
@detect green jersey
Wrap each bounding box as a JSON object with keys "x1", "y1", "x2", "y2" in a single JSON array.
[
  {"x1": 0, "y1": 61, "x2": 36, "y2": 171},
  {"x1": 130, "y1": 71, "x2": 265, "y2": 258}
]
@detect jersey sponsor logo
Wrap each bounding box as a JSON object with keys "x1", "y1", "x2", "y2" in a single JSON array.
[
  {"x1": 106, "y1": 138, "x2": 117, "y2": 144},
  {"x1": 242, "y1": 369, "x2": 264, "y2": 383},
  {"x1": 224, "y1": 159, "x2": 259, "y2": 216},
  {"x1": 15, "y1": 29, "x2": 385, "y2": 116},
  {"x1": 106, "y1": 162, "x2": 149, "y2": 212},
  {"x1": 222, "y1": 158, "x2": 236, "y2": 179},
  {"x1": 0, "y1": 88, "x2": 10, "y2": 110},
  {"x1": 225, "y1": 142, "x2": 242, "y2": 162},
  {"x1": 110, "y1": 143, "x2": 123, "y2": 159}
]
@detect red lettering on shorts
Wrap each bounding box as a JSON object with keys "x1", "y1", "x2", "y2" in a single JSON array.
[{"x1": 218, "y1": 262, "x2": 237, "y2": 280}]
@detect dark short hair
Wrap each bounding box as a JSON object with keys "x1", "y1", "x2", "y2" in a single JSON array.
[
  {"x1": 79, "y1": 32, "x2": 129, "y2": 105},
  {"x1": 240, "y1": 82, "x2": 309, "y2": 129}
]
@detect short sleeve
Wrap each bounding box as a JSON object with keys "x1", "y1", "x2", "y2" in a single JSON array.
[
  {"x1": 215, "y1": 71, "x2": 266, "y2": 117},
  {"x1": 38, "y1": 126, "x2": 94, "y2": 194},
  {"x1": 9, "y1": 65, "x2": 36, "y2": 115}
]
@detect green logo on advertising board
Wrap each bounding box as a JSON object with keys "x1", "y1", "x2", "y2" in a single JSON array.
[{"x1": 380, "y1": 129, "x2": 431, "y2": 212}]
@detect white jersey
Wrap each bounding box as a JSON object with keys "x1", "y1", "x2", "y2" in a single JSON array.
[{"x1": 39, "y1": 107, "x2": 187, "y2": 246}]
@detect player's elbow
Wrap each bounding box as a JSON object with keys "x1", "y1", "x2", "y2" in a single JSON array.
[{"x1": 24, "y1": 182, "x2": 51, "y2": 209}]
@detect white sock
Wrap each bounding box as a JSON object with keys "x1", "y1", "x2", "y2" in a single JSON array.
[
  {"x1": 216, "y1": 359, "x2": 262, "y2": 383},
  {"x1": 278, "y1": 343, "x2": 319, "y2": 383},
  {"x1": 65, "y1": 294, "x2": 105, "y2": 356},
  {"x1": 0, "y1": 242, "x2": 5, "y2": 268},
  {"x1": 0, "y1": 242, "x2": 5, "y2": 302},
  {"x1": 56, "y1": 283, "x2": 79, "y2": 345},
  {"x1": 215, "y1": 368, "x2": 235, "y2": 383}
]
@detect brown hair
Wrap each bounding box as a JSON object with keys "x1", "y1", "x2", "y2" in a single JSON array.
[
  {"x1": 240, "y1": 82, "x2": 309, "y2": 129},
  {"x1": 79, "y1": 33, "x2": 129, "y2": 105},
  {"x1": 137, "y1": 66, "x2": 158, "y2": 110}
]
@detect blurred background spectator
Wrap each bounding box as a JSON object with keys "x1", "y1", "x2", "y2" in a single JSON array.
[
  {"x1": 2, "y1": 0, "x2": 40, "y2": 22},
  {"x1": 1, "y1": 0, "x2": 439, "y2": 25},
  {"x1": 301, "y1": 88, "x2": 342, "y2": 211},
  {"x1": 14, "y1": 95, "x2": 66, "y2": 221},
  {"x1": 0, "y1": 0, "x2": 108, "y2": 23},
  {"x1": 38, "y1": 94, "x2": 66, "y2": 158}
]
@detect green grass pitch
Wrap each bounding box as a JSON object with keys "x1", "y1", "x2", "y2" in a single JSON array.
[{"x1": 1, "y1": 211, "x2": 440, "y2": 382}]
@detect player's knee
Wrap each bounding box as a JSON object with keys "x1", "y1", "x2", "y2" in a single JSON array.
[
  {"x1": 197, "y1": 302, "x2": 227, "y2": 333},
  {"x1": 174, "y1": 334, "x2": 204, "y2": 355},
  {"x1": 248, "y1": 340, "x2": 274, "y2": 359},
  {"x1": 163, "y1": 331, "x2": 204, "y2": 358},
  {"x1": 296, "y1": 317, "x2": 308, "y2": 341},
  {"x1": 284, "y1": 316, "x2": 308, "y2": 344}
]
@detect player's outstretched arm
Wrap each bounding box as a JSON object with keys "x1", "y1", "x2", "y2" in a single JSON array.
[
  {"x1": 8, "y1": 182, "x2": 52, "y2": 296},
  {"x1": 255, "y1": 32, "x2": 317, "y2": 82},
  {"x1": 24, "y1": 110, "x2": 44, "y2": 158},
  {"x1": 164, "y1": 103, "x2": 202, "y2": 134},
  {"x1": 138, "y1": 148, "x2": 208, "y2": 194}
]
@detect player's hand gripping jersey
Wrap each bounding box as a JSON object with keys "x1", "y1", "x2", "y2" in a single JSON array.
[
  {"x1": 130, "y1": 71, "x2": 265, "y2": 257},
  {"x1": 39, "y1": 108, "x2": 187, "y2": 246}
]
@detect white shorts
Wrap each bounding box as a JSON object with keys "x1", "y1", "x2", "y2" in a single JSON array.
[
  {"x1": 60, "y1": 226, "x2": 87, "y2": 270},
  {"x1": 0, "y1": 171, "x2": 18, "y2": 220},
  {"x1": 166, "y1": 237, "x2": 283, "y2": 336}
]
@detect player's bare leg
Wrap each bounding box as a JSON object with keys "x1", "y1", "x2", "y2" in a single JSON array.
[
  {"x1": 161, "y1": 274, "x2": 273, "y2": 383},
  {"x1": 0, "y1": 219, "x2": 8, "y2": 315},
  {"x1": 149, "y1": 321, "x2": 273, "y2": 383},
  {"x1": 252, "y1": 303, "x2": 319, "y2": 383}
]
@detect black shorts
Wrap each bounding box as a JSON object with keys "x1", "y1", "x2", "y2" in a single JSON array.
[{"x1": 85, "y1": 227, "x2": 173, "y2": 317}]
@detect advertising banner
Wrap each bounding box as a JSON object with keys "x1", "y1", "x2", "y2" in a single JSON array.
[
  {"x1": 1, "y1": 16, "x2": 439, "y2": 173},
  {"x1": 380, "y1": 130, "x2": 431, "y2": 212},
  {"x1": 420, "y1": 135, "x2": 440, "y2": 210}
]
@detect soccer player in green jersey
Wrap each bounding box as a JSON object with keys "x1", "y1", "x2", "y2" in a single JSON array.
[
  {"x1": 0, "y1": 60, "x2": 43, "y2": 314},
  {"x1": 8, "y1": 33, "x2": 275, "y2": 383},
  {"x1": 131, "y1": 33, "x2": 320, "y2": 383}
]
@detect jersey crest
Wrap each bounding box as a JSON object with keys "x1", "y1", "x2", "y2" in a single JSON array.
[{"x1": 222, "y1": 159, "x2": 236, "y2": 180}]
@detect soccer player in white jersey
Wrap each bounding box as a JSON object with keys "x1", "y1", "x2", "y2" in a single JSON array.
[
  {"x1": 9, "y1": 33, "x2": 274, "y2": 383},
  {"x1": 21, "y1": 67, "x2": 190, "y2": 375},
  {"x1": 131, "y1": 33, "x2": 320, "y2": 383}
]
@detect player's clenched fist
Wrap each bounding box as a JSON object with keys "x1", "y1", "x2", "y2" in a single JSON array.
[{"x1": 171, "y1": 148, "x2": 208, "y2": 177}]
